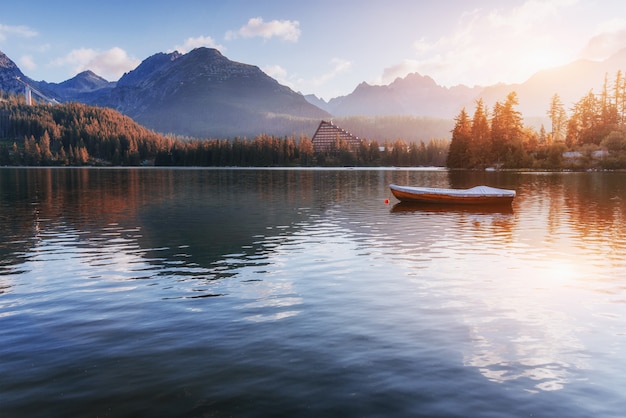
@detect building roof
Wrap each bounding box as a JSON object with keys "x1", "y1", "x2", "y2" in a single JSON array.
[{"x1": 311, "y1": 120, "x2": 361, "y2": 152}]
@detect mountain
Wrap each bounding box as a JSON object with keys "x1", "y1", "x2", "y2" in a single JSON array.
[
  {"x1": 96, "y1": 48, "x2": 330, "y2": 138},
  {"x1": 480, "y1": 48, "x2": 626, "y2": 118},
  {"x1": 3, "y1": 46, "x2": 626, "y2": 139},
  {"x1": 41, "y1": 70, "x2": 116, "y2": 102},
  {"x1": 0, "y1": 50, "x2": 34, "y2": 95},
  {"x1": 307, "y1": 48, "x2": 626, "y2": 125},
  {"x1": 0, "y1": 48, "x2": 329, "y2": 138},
  {"x1": 314, "y1": 73, "x2": 480, "y2": 118}
]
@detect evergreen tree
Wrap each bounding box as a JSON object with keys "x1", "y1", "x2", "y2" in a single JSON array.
[
  {"x1": 614, "y1": 70, "x2": 626, "y2": 124},
  {"x1": 297, "y1": 135, "x2": 314, "y2": 166},
  {"x1": 490, "y1": 92, "x2": 524, "y2": 167},
  {"x1": 470, "y1": 98, "x2": 490, "y2": 168},
  {"x1": 39, "y1": 130, "x2": 53, "y2": 164},
  {"x1": 446, "y1": 108, "x2": 472, "y2": 168},
  {"x1": 547, "y1": 93, "x2": 567, "y2": 144},
  {"x1": 567, "y1": 91, "x2": 600, "y2": 146}
]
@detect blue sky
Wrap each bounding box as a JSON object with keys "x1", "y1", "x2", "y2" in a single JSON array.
[{"x1": 2, "y1": 0, "x2": 626, "y2": 99}]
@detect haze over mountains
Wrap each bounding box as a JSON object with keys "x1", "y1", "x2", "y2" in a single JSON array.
[
  {"x1": 308, "y1": 48, "x2": 626, "y2": 122},
  {"x1": 2, "y1": 47, "x2": 626, "y2": 139}
]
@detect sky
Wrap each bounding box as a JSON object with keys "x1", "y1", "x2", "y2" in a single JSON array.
[{"x1": 2, "y1": 0, "x2": 626, "y2": 100}]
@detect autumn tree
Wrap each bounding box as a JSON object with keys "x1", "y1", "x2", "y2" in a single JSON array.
[
  {"x1": 297, "y1": 135, "x2": 315, "y2": 166},
  {"x1": 470, "y1": 98, "x2": 490, "y2": 168},
  {"x1": 547, "y1": 93, "x2": 567, "y2": 144},
  {"x1": 39, "y1": 130, "x2": 53, "y2": 164},
  {"x1": 566, "y1": 91, "x2": 600, "y2": 146},
  {"x1": 614, "y1": 70, "x2": 626, "y2": 124},
  {"x1": 490, "y1": 92, "x2": 525, "y2": 167}
]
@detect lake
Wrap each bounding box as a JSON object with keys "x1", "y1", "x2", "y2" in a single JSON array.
[{"x1": 1, "y1": 167, "x2": 625, "y2": 417}]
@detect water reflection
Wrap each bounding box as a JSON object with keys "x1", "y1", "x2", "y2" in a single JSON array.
[
  {"x1": 390, "y1": 201, "x2": 514, "y2": 214},
  {"x1": 377, "y1": 171, "x2": 626, "y2": 393},
  {"x1": 1, "y1": 167, "x2": 626, "y2": 408}
]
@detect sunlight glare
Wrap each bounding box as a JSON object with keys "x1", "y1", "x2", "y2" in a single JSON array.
[
  {"x1": 543, "y1": 260, "x2": 579, "y2": 286},
  {"x1": 520, "y1": 49, "x2": 564, "y2": 77}
]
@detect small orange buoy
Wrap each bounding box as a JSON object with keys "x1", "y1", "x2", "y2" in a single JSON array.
[{"x1": 384, "y1": 199, "x2": 390, "y2": 205}]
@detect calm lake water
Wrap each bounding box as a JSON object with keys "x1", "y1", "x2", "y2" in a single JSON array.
[{"x1": 1, "y1": 167, "x2": 625, "y2": 417}]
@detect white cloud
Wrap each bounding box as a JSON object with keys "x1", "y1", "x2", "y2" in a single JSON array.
[
  {"x1": 487, "y1": 0, "x2": 576, "y2": 32},
  {"x1": 262, "y1": 64, "x2": 288, "y2": 80},
  {"x1": 50, "y1": 47, "x2": 140, "y2": 81},
  {"x1": 261, "y1": 58, "x2": 351, "y2": 97},
  {"x1": 382, "y1": 0, "x2": 577, "y2": 87},
  {"x1": 381, "y1": 60, "x2": 421, "y2": 84},
  {"x1": 312, "y1": 58, "x2": 352, "y2": 85},
  {"x1": 579, "y1": 18, "x2": 626, "y2": 60},
  {"x1": 262, "y1": 64, "x2": 298, "y2": 91},
  {"x1": 19, "y1": 55, "x2": 37, "y2": 71},
  {"x1": 171, "y1": 36, "x2": 225, "y2": 54},
  {"x1": 0, "y1": 23, "x2": 37, "y2": 42},
  {"x1": 225, "y1": 17, "x2": 300, "y2": 42}
]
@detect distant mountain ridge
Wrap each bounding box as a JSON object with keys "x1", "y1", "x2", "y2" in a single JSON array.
[
  {"x1": 40, "y1": 70, "x2": 116, "y2": 102},
  {"x1": 313, "y1": 74, "x2": 480, "y2": 118},
  {"x1": 306, "y1": 48, "x2": 626, "y2": 123},
  {"x1": 2, "y1": 47, "x2": 626, "y2": 138},
  {"x1": 0, "y1": 48, "x2": 329, "y2": 138}
]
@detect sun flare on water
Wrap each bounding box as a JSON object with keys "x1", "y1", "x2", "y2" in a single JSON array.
[{"x1": 543, "y1": 259, "x2": 579, "y2": 286}]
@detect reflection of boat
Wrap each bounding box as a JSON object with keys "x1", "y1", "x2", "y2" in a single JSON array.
[
  {"x1": 389, "y1": 184, "x2": 515, "y2": 205},
  {"x1": 391, "y1": 201, "x2": 514, "y2": 214}
]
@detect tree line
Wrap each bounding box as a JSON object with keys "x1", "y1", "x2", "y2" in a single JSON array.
[
  {"x1": 447, "y1": 71, "x2": 626, "y2": 169},
  {"x1": 0, "y1": 93, "x2": 449, "y2": 167}
]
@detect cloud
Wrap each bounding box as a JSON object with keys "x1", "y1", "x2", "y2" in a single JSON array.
[
  {"x1": 0, "y1": 23, "x2": 38, "y2": 42},
  {"x1": 579, "y1": 19, "x2": 626, "y2": 60},
  {"x1": 381, "y1": 0, "x2": 577, "y2": 87},
  {"x1": 225, "y1": 17, "x2": 300, "y2": 42},
  {"x1": 171, "y1": 36, "x2": 225, "y2": 54},
  {"x1": 19, "y1": 55, "x2": 37, "y2": 71},
  {"x1": 381, "y1": 60, "x2": 421, "y2": 84},
  {"x1": 277, "y1": 58, "x2": 352, "y2": 90},
  {"x1": 487, "y1": 0, "x2": 576, "y2": 32},
  {"x1": 312, "y1": 58, "x2": 352, "y2": 85},
  {"x1": 261, "y1": 58, "x2": 351, "y2": 97},
  {"x1": 50, "y1": 47, "x2": 140, "y2": 81},
  {"x1": 262, "y1": 64, "x2": 288, "y2": 81}
]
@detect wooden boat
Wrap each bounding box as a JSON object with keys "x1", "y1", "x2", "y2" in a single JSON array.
[{"x1": 389, "y1": 184, "x2": 516, "y2": 205}]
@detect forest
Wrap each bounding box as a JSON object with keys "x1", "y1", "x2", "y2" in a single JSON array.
[
  {"x1": 0, "y1": 93, "x2": 449, "y2": 167},
  {"x1": 447, "y1": 71, "x2": 626, "y2": 170},
  {"x1": 4, "y1": 68, "x2": 626, "y2": 169}
]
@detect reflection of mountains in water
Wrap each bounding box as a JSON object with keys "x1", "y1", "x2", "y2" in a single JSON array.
[{"x1": 0, "y1": 169, "x2": 320, "y2": 277}]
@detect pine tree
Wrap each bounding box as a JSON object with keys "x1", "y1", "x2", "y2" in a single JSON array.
[
  {"x1": 470, "y1": 98, "x2": 490, "y2": 168},
  {"x1": 547, "y1": 93, "x2": 566, "y2": 144},
  {"x1": 446, "y1": 108, "x2": 472, "y2": 168},
  {"x1": 491, "y1": 92, "x2": 524, "y2": 166},
  {"x1": 39, "y1": 130, "x2": 53, "y2": 164}
]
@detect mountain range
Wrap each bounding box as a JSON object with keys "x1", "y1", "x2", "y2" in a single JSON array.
[
  {"x1": 2, "y1": 47, "x2": 626, "y2": 138},
  {"x1": 308, "y1": 48, "x2": 626, "y2": 124}
]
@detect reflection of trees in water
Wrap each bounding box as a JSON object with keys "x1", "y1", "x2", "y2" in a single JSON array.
[
  {"x1": 520, "y1": 172, "x2": 626, "y2": 258},
  {"x1": 561, "y1": 173, "x2": 626, "y2": 257},
  {"x1": 445, "y1": 170, "x2": 626, "y2": 257},
  {"x1": 455, "y1": 172, "x2": 626, "y2": 393}
]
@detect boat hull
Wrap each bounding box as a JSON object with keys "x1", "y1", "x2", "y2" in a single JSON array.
[{"x1": 389, "y1": 184, "x2": 515, "y2": 205}]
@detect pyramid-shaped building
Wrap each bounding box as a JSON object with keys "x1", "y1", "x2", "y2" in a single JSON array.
[{"x1": 311, "y1": 120, "x2": 362, "y2": 153}]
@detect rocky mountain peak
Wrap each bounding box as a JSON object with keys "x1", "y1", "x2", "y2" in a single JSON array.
[
  {"x1": 117, "y1": 51, "x2": 183, "y2": 88},
  {"x1": 59, "y1": 70, "x2": 112, "y2": 90},
  {"x1": 0, "y1": 50, "x2": 30, "y2": 94}
]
